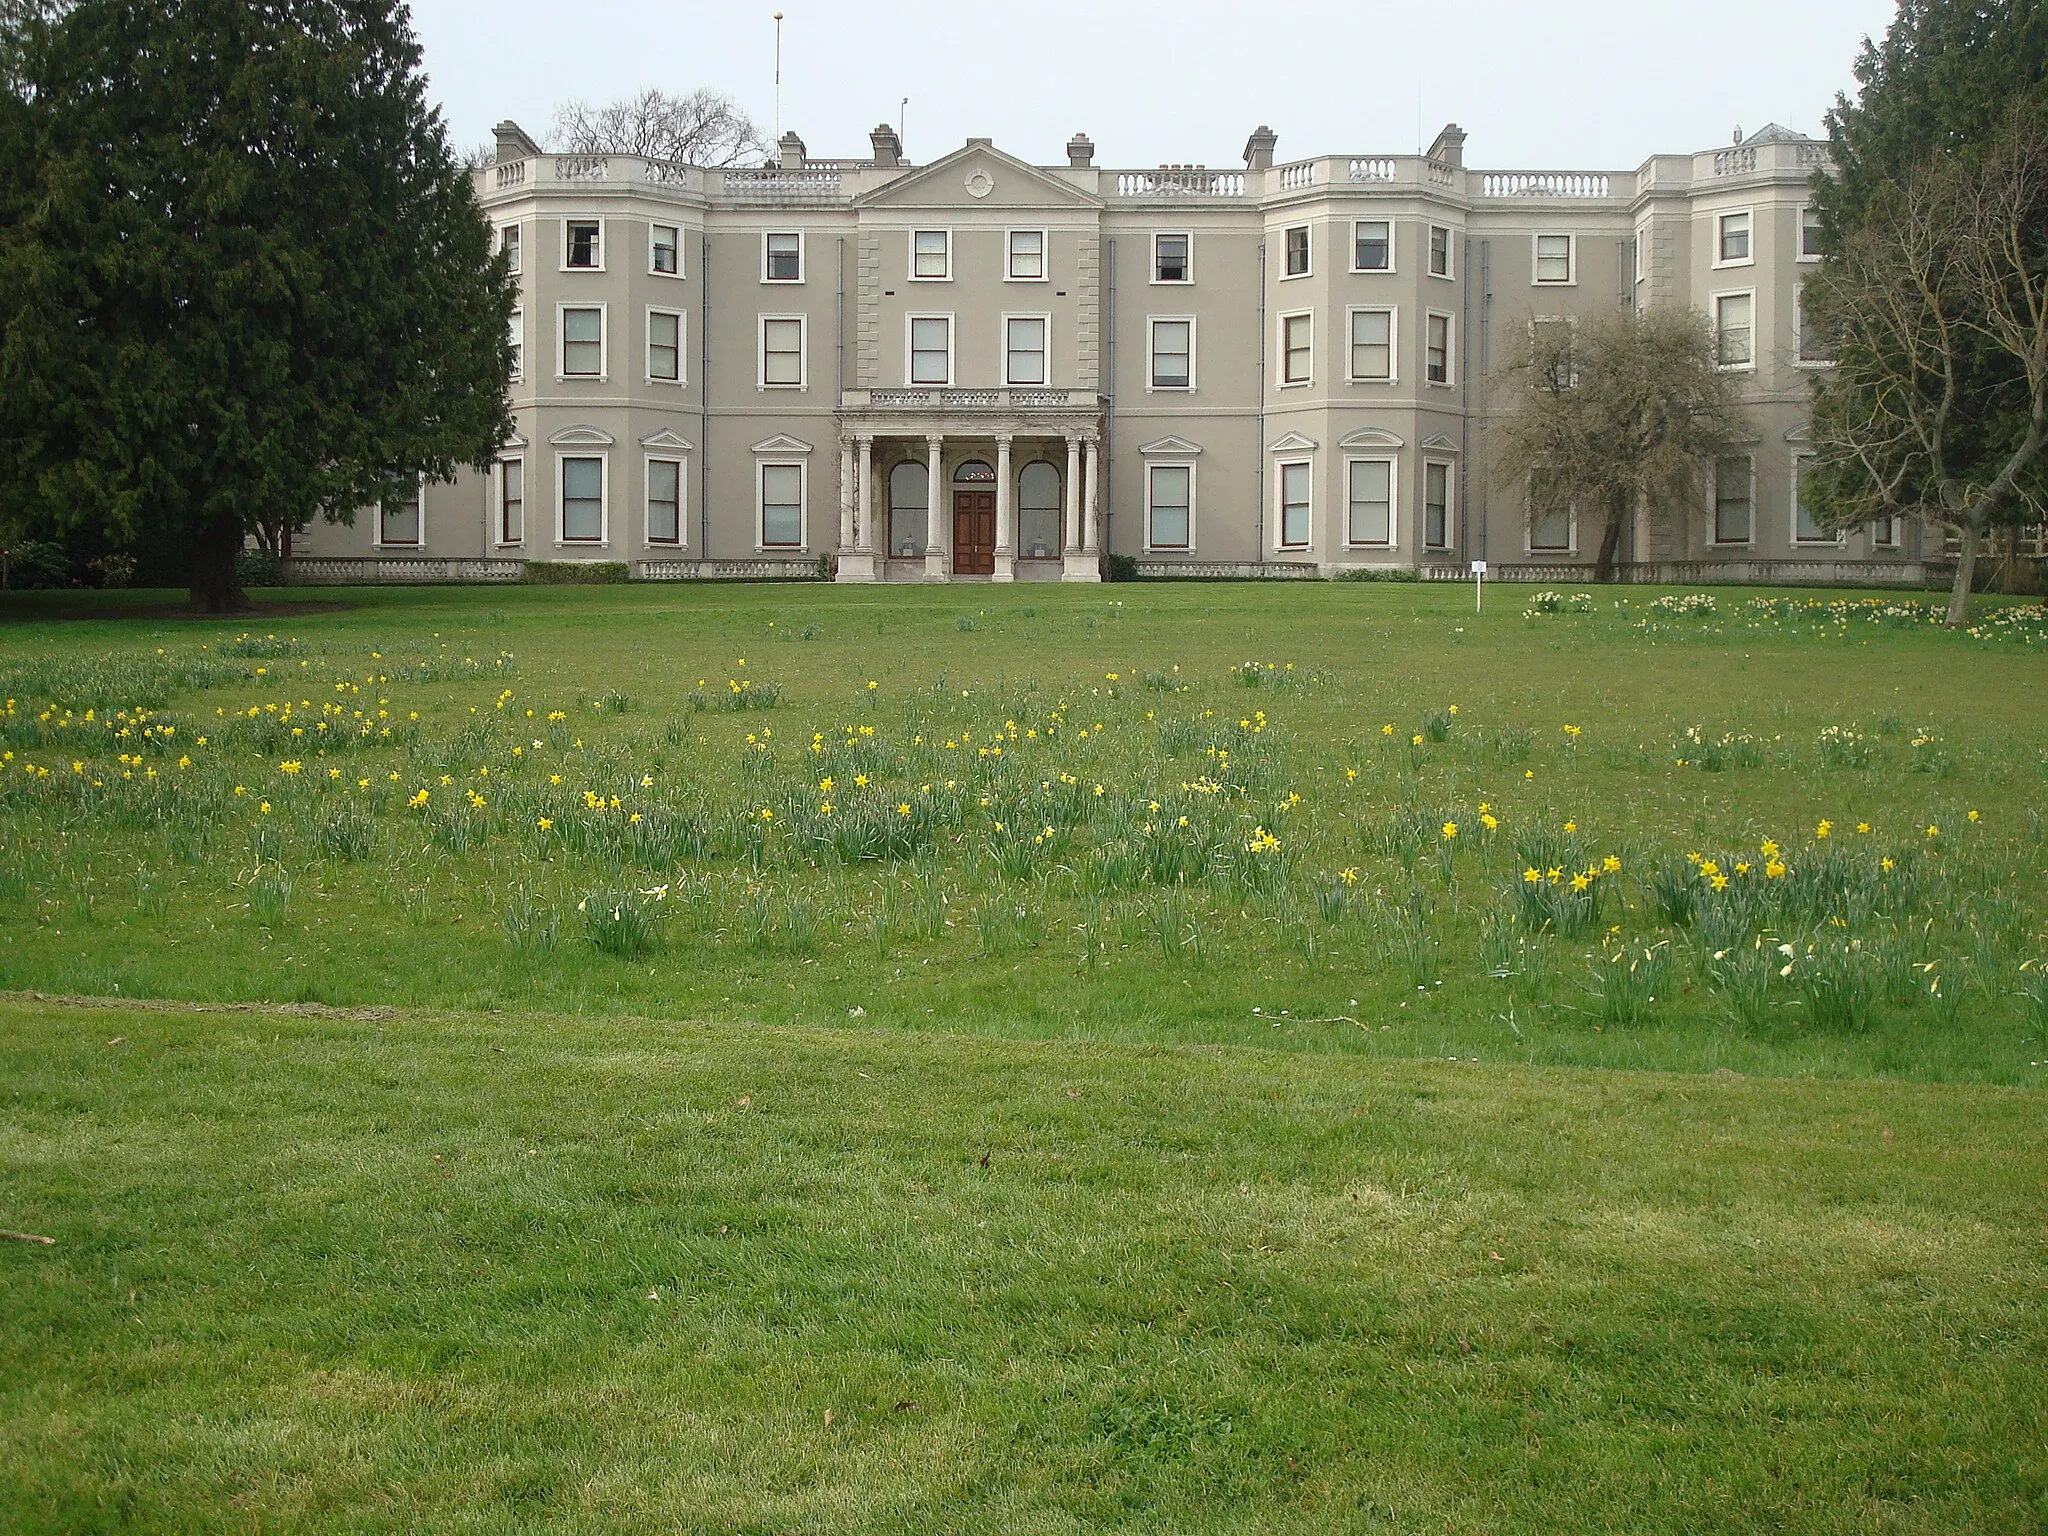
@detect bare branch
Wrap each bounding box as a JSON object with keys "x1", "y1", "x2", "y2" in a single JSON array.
[{"x1": 550, "y1": 88, "x2": 767, "y2": 168}]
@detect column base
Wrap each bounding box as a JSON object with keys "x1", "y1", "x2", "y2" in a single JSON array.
[
  {"x1": 923, "y1": 551, "x2": 951, "y2": 582},
  {"x1": 992, "y1": 552, "x2": 1015, "y2": 583},
  {"x1": 1061, "y1": 551, "x2": 1102, "y2": 583},
  {"x1": 835, "y1": 550, "x2": 879, "y2": 584}
]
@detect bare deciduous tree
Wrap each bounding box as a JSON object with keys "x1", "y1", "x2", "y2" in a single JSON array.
[
  {"x1": 1805, "y1": 106, "x2": 2048, "y2": 626},
  {"x1": 1492, "y1": 306, "x2": 1750, "y2": 582},
  {"x1": 551, "y1": 88, "x2": 766, "y2": 168}
]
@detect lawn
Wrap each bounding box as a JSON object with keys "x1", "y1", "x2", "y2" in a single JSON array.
[
  {"x1": 1, "y1": 578, "x2": 2046, "y2": 1531},
  {"x1": 2, "y1": 993, "x2": 2044, "y2": 1534}
]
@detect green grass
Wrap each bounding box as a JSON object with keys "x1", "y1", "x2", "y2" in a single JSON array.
[
  {"x1": 2, "y1": 995, "x2": 2045, "y2": 1533},
  {"x1": 0, "y1": 581, "x2": 2043, "y2": 1083}
]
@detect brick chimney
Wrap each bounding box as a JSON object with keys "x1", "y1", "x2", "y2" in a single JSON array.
[{"x1": 1242, "y1": 126, "x2": 1278, "y2": 171}]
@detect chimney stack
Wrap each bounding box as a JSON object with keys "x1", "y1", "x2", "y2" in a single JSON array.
[
  {"x1": 1067, "y1": 132, "x2": 1096, "y2": 168},
  {"x1": 869, "y1": 123, "x2": 903, "y2": 167},
  {"x1": 1427, "y1": 123, "x2": 1467, "y2": 169},
  {"x1": 776, "y1": 131, "x2": 806, "y2": 170},
  {"x1": 493, "y1": 120, "x2": 542, "y2": 164},
  {"x1": 1242, "y1": 125, "x2": 1278, "y2": 171}
]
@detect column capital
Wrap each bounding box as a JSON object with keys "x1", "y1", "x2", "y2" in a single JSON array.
[
  {"x1": 854, "y1": 431, "x2": 874, "y2": 448},
  {"x1": 994, "y1": 431, "x2": 1014, "y2": 449},
  {"x1": 925, "y1": 433, "x2": 946, "y2": 450}
]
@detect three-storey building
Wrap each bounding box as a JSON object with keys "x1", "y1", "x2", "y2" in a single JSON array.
[{"x1": 292, "y1": 117, "x2": 1930, "y2": 586}]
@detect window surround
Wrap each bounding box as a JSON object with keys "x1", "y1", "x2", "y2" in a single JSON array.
[
  {"x1": 909, "y1": 228, "x2": 952, "y2": 281},
  {"x1": 555, "y1": 452, "x2": 608, "y2": 547},
  {"x1": 1279, "y1": 310, "x2": 1313, "y2": 388},
  {"x1": 1147, "y1": 315, "x2": 1196, "y2": 392},
  {"x1": 561, "y1": 218, "x2": 603, "y2": 272},
  {"x1": 1005, "y1": 228, "x2": 1048, "y2": 282},
  {"x1": 1533, "y1": 232, "x2": 1575, "y2": 286},
  {"x1": 507, "y1": 307, "x2": 523, "y2": 383},
  {"x1": 1152, "y1": 231, "x2": 1193, "y2": 284},
  {"x1": 1792, "y1": 454, "x2": 1843, "y2": 546},
  {"x1": 905, "y1": 312, "x2": 955, "y2": 387},
  {"x1": 1871, "y1": 514, "x2": 1901, "y2": 550},
  {"x1": 646, "y1": 306, "x2": 685, "y2": 386},
  {"x1": 556, "y1": 302, "x2": 608, "y2": 382},
  {"x1": 644, "y1": 453, "x2": 686, "y2": 547},
  {"x1": 374, "y1": 473, "x2": 425, "y2": 549},
  {"x1": 498, "y1": 222, "x2": 521, "y2": 275},
  {"x1": 758, "y1": 313, "x2": 807, "y2": 391},
  {"x1": 1144, "y1": 458, "x2": 1197, "y2": 552},
  {"x1": 1424, "y1": 309, "x2": 1455, "y2": 387},
  {"x1": 1526, "y1": 496, "x2": 1576, "y2": 555},
  {"x1": 649, "y1": 222, "x2": 682, "y2": 278},
  {"x1": 762, "y1": 231, "x2": 805, "y2": 283},
  {"x1": 495, "y1": 456, "x2": 524, "y2": 548},
  {"x1": 1351, "y1": 218, "x2": 1393, "y2": 274},
  {"x1": 1428, "y1": 224, "x2": 1455, "y2": 280},
  {"x1": 1281, "y1": 224, "x2": 1311, "y2": 279},
  {"x1": 1275, "y1": 457, "x2": 1314, "y2": 550},
  {"x1": 756, "y1": 459, "x2": 807, "y2": 551},
  {"x1": 1003, "y1": 312, "x2": 1050, "y2": 386},
  {"x1": 1345, "y1": 305, "x2": 1397, "y2": 385},
  {"x1": 1793, "y1": 283, "x2": 1835, "y2": 369},
  {"x1": 1422, "y1": 458, "x2": 1455, "y2": 551},
  {"x1": 1530, "y1": 315, "x2": 1579, "y2": 390},
  {"x1": 1632, "y1": 225, "x2": 1649, "y2": 286},
  {"x1": 1797, "y1": 204, "x2": 1824, "y2": 263},
  {"x1": 1713, "y1": 208, "x2": 1755, "y2": 269},
  {"x1": 1342, "y1": 455, "x2": 1398, "y2": 549},
  {"x1": 1710, "y1": 453, "x2": 1756, "y2": 548},
  {"x1": 1712, "y1": 288, "x2": 1757, "y2": 373}
]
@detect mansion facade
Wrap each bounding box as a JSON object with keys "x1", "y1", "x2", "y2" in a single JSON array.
[{"x1": 291, "y1": 116, "x2": 1931, "y2": 585}]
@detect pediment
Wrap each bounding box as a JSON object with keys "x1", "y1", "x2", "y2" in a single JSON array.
[
  {"x1": 750, "y1": 433, "x2": 813, "y2": 455},
  {"x1": 1267, "y1": 431, "x2": 1319, "y2": 453},
  {"x1": 856, "y1": 142, "x2": 1101, "y2": 210},
  {"x1": 1138, "y1": 434, "x2": 1203, "y2": 456},
  {"x1": 548, "y1": 424, "x2": 614, "y2": 447},
  {"x1": 1419, "y1": 432, "x2": 1460, "y2": 454},
  {"x1": 502, "y1": 428, "x2": 529, "y2": 449},
  {"x1": 1339, "y1": 427, "x2": 1405, "y2": 450},
  {"x1": 1783, "y1": 423, "x2": 1812, "y2": 444},
  {"x1": 639, "y1": 428, "x2": 695, "y2": 452}
]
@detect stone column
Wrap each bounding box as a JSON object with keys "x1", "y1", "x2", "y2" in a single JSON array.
[
  {"x1": 837, "y1": 433, "x2": 878, "y2": 583},
  {"x1": 1061, "y1": 432, "x2": 1095, "y2": 582},
  {"x1": 838, "y1": 438, "x2": 856, "y2": 551},
  {"x1": 923, "y1": 433, "x2": 947, "y2": 581},
  {"x1": 1083, "y1": 434, "x2": 1102, "y2": 553},
  {"x1": 992, "y1": 433, "x2": 1015, "y2": 583}
]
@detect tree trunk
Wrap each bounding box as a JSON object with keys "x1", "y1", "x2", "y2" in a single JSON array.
[
  {"x1": 1945, "y1": 519, "x2": 1979, "y2": 629},
  {"x1": 1594, "y1": 510, "x2": 1626, "y2": 583},
  {"x1": 188, "y1": 514, "x2": 248, "y2": 614}
]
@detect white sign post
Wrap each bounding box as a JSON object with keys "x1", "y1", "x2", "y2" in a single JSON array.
[{"x1": 1470, "y1": 559, "x2": 1487, "y2": 613}]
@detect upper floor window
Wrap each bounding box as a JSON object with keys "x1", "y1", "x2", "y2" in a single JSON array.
[
  {"x1": 651, "y1": 223, "x2": 680, "y2": 276},
  {"x1": 761, "y1": 315, "x2": 804, "y2": 388},
  {"x1": 1425, "y1": 312, "x2": 1452, "y2": 385},
  {"x1": 1281, "y1": 312, "x2": 1312, "y2": 385},
  {"x1": 1534, "y1": 234, "x2": 1573, "y2": 284},
  {"x1": 1799, "y1": 205, "x2": 1824, "y2": 260},
  {"x1": 1154, "y1": 233, "x2": 1190, "y2": 283},
  {"x1": 1283, "y1": 225, "x2": 1310, "y2": 277},
  {"x1": 1716, "y1": 210, "x2": 1752, "y2": 265},
  {"x1": 560, "y1": 305, "x2": 604, "y2": 378},
  {"x1": 1428, "y1": 225, "x2": 1452, "y2": 278},
  {"x1": 1150, "y1": 318, "x2": 1192, "y2": 389},
  {"x1": 648, "y1": 309, "x2": 682, "y2": 383},
  {"x1": 507, "y1": 309, "x2": 523, "y2": 382},
  {"x1": 909, "y1": 315, "x2": 951, "y2": 384},
  {"x1": 1349, "y1": 308, "x2": 1392, "y2": 382},
  {"x1": 1714, "y1": 292, "x2": 1754, "y2": 370},
  {"x1": 1796, "y1": 284, "x2": 1835, "y2": 366},
  {"x1": 499, "y1": 224, "x2": 520, "y2": 274},
  {"x1": 911, "y1": 229, "x2": 950, "y2": 280},
  {"x1": 1353, "y1": 220, "x2": 1391, "y2": 272},
  {"x1": 1007, "y1": 229, "x2": 1045, "y2": 280},
  {"x1": 764, "y1": 231, "x2": 802, "y2": 282},
  {"x1": 565, "y1": 220, "x2": 601, "y2": 270},
  {"x1": 1005, "y1": 316, "x2": 1047, "y2": 385}
]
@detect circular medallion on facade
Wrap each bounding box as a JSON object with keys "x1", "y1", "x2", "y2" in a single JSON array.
[{"x1": 965, "y1": 169, "x2": 994, "y2": 199}]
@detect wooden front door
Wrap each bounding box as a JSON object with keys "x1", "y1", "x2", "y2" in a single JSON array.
[{"x1": 953, "y1": 489, "x2": 996, "y2": 575}]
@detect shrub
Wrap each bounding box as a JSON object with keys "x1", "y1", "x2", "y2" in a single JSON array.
[
  {"x1": 235, "y1": 547, "x2": 282, "y2": 588},
  {"x1": 1101, "y1": 552, "x2": 1139, "y2": 582},
  {"x1": 1333, "y1": 566, "x2": 1420, "y2": 582},
  {"x1": 523, "y1": 561, "x2": 630, "y2": 585},
  {"x1": 2, "y1": 540, "x2": 72, "y2": 590}
]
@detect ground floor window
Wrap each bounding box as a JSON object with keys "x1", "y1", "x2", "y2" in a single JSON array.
[
  {"x1": 1793, "y1": 456, "x2": 1834, "y2": 544},
  {"x1": 759, "y1": 462, "x2": 803, "y2": 548},
  {"x1": 498, "y1": 459, "x2": 523, "y2": 545},
  {"x1": 1278, "y1": 461, "x2": 1311, "y2": 548},
  {"x1": 1424, "y1": 461, "x2": 1451, "y2": 550},
  {"x1": 1346, "y1": 458, "x2": 1393, "y2": 546},
  {"x1": 380, "y1": 480, "x2": 420, "y2": 546},
  {"x1": 646, "y1": 457, "x2": 682, "y2": 545},
  {"x1": 1017, "y1": 460, "x2": 1061, "y2": 557},
  {"x1": 560, "y1": 456, "x2": 604, "y2": 543},
  {"x1": 1530, "y1": 505, "x2": 1572, "y2": 552},
  {"x1": 1872, "y1": 514, "x2": 1900, "y2": 549},
  {"x1": 888, "y1": 460, "x2": 928, "y2": 557},
  {"x1": 1714, "y1": 456, "x2": 1753, "y2": 545},
  {"x1": 1147, "y1": 463, "x2": 1191, "y2": 550}
]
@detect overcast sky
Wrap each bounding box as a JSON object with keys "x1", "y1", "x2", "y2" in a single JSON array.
[{"x1": 414, "y1": 0, "x2": 1899, "y2": 170}]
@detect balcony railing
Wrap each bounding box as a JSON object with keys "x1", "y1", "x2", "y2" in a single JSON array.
[
  {"x1": 1112, "y1": 167, "x2": 1245, "y2": 198},
  {"x1": 1479, "y1": 171, "x2": 1614, "y2": 199},
  {"x1": 841, "y1": 387, "x2": 1100, "y2": 413}
]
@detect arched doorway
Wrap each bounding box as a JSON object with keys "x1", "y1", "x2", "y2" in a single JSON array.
[{"x1": 952, "y1": 459, "x2": 996, "y2": 575}]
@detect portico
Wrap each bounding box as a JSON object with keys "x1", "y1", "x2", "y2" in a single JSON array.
[{"x1": 834, "y1": 390, "x2": 1103, "y2": 582}]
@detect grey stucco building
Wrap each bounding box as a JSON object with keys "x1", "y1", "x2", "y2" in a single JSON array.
[{"x1": 292, "y1": 117, "x2": 1928, "y2": 586}]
